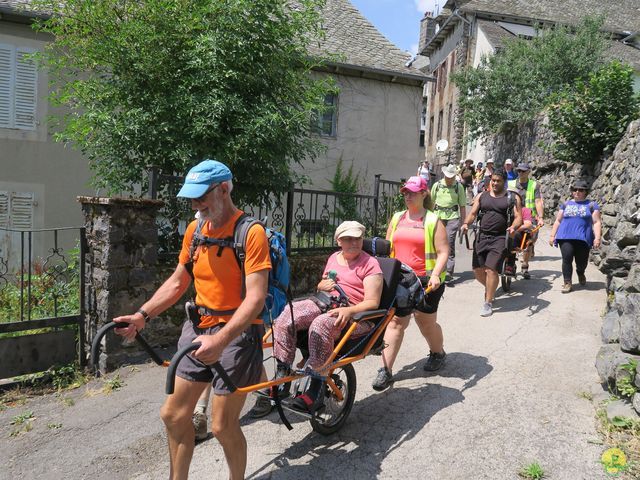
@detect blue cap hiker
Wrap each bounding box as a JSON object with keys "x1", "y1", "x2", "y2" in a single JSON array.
[{"x1": 177, "y1": 159, "x2": 233, "y2": 198}]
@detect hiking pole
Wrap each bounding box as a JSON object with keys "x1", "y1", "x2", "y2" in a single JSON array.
[
  {"x1": 90, "y1": 321, "x2": 168, "y2": 376},
  {"x1": 165, "y1": 342, "x2": 236, "y2": 395}
]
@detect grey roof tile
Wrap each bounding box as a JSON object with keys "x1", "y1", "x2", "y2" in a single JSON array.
[
  {"x1": 309, "y1": 0, "x2": 424, "y2": 76},
  {"x1": 459, "y1": 0, "x2": 640, "y2": 34}
]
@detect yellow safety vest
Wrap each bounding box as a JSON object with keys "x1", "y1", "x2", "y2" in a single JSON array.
[
  {"x1": 508, "y1": 179, "x2": 537, "y2": 210},
  {"x1": 388, "y1": 210, "x2": 446, "y2": 281}
]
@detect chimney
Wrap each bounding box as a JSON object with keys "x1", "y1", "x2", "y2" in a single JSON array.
[{"x1": 419, "y1": 11, "x2": 438, "y2": 53}]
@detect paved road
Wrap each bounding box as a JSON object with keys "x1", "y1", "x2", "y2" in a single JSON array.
[{"x1": 0, "y1": 226, "x2": 610, "y2": 479}]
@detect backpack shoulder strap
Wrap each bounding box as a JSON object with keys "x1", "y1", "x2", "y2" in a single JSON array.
[{"x1": 233, "y1": 213, "x2": 263, "y2": 298}]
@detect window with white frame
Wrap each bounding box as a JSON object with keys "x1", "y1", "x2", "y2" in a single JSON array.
[
  {"x1": 0, "y1": 191, "x2": 35, "y2": 229},
  {"x1": 312, "y1": 93, "x2": 338, "y2": 137},
  {"x1": 0, "y1": 44, "x2": 38, "y2": 130}
]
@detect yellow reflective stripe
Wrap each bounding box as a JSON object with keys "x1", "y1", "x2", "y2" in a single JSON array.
[{"x1": 424, "y1": 253, "x2": 438, "y2": 260}]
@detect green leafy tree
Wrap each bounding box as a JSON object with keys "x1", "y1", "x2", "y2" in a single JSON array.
[
  {"x1": 548, "y1": 61, "x2": 640, "y2": 164},
  {"x1": 452, "y1": 16, "x2": 609, "y2": 139},
  {"x1": 35, "y1": 0, "x2": 333, "y2": 205}
]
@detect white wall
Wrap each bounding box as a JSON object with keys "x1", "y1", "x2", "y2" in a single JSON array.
[{"x1": 298, "y1": 73, "x2": 424, "y2": 191}]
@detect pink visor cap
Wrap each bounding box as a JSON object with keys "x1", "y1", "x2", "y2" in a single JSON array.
[{"x1": 400, "y1": 176, "x2": 428, "y2": 193}]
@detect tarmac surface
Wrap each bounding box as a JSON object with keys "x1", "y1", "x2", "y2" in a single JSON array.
[{"x1": 0, "y1": 226, "x2": 612, "y2": 479}]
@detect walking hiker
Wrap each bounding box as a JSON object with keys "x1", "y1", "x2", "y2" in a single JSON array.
[
  {"x1": 459, "y1": 158, "x2": 475, "y2": 202},
  {"x1": 372, "y1": 176, "x2": 449, "y2": 391},
  {"x1": 113, "y1": 159, "x2": 271, "y2": 480},
  {"x1": 417, "y1": 159, "x2": 432, "y2": 189},
  {"x1": 461, "y1": 169, "x2": 523, "y2": 317},
  {"x1": 431, "y1": 164, "x2": 467, "y2": 283},
  {"x1": 504, "y1": 159, "x2": 518, "y2": 181},
  {"x1": 548, "y1": 179, "x2": 602, "y2": 293}
]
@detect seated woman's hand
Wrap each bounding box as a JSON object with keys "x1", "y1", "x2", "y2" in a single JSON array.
[
  {"x1": 328, "y1": 306, "x2": 353, "y2": 329},
  {"x1": 317, "y1": 278, "x2": 336, "y2": 292}
]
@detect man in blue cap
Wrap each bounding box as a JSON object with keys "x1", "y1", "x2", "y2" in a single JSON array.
[{"x1": 113, "y1": 159, "x2": 271, "y2": 479}]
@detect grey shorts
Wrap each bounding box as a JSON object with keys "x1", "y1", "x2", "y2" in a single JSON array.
[{"x1": 175, "y1": 320, "x2": 264, "y2": 395}]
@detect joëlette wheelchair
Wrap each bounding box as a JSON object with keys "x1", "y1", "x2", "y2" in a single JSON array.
[
  {"x1": 91, "y1": 238, "x2": 406, "y2": 435},
  {"x1": 499, "y1": 223, "x2": 542, "y2": 292}
]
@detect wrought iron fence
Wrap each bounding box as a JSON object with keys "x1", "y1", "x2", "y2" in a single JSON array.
[
  {"x1": 0, "y1": 227, "x2": 87, "y2": 377},
  {"x1": 148, "y1": 168, "x2": 404, "y2": 255}
]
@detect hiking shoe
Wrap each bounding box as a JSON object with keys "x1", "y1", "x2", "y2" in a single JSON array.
[
  {"x1": 562, "y1": 282, "x2": 572, "y2": 294},
  {"x1": 248, "y1": 393, "x2": 273, "y2": 418},
  {"x1": 521, "y1": 265, "x2": 530, "y2": 280},
  {"x1": 578, "y1": 273, "x2": 586, "y2": 286},
  {"x1": 372, "y1": 367, "x2": 393, "y2": 391},
  {"x1": 480, "y1": 302, "x2": 493, "y2": 317},
  {"x1": 192, "y1": 411, "x2": 208, "y2": 441},
  {"x1": 423, "y1": 351, "x2": 446, "y2": 371}
]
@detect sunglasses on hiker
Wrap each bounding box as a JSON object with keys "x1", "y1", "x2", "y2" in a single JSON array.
[
  {"x1": 571, "y1": 188, "x2": 587, "y2": 193},
  {"x1": 194, "y1": 183, "x2": 221, "y2": 202}
]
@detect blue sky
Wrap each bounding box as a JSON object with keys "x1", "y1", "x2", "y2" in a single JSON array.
[{"x1": 350, "y1": 0, "x2": 440, "y2": 55}]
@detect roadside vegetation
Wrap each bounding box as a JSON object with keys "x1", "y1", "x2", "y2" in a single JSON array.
[
  {"x1": 33, "y1": 0, "x2": 335, "y2": 207},
  {"x1": 452, "y1": 15, "x2": 639, "y2": 164}
]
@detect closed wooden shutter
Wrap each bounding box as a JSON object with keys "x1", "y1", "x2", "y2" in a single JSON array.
[
  {"x1": 0, "y1": 45, "x2": 14, "y2": 129},
  {"x1": 14, "y1": 49, "x2": 37, "y2": 130},
  {"x1": 10, "y1": 192, "x2": 35, "y2": 229},
  {"x1": 0, "y1": 191, "x2": 9, "y2": 228},
  {"x1": 0, "y1": 44, "x2": 37, "y2": 130}
]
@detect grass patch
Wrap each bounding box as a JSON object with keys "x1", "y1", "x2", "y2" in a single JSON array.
[
  {"x1": 577, "y1": 390, "x2": 593, "y2": 401},
  {"x1": 518, "y1": 462, "x2": 545, "y2": 479},
  {"x1": 102, "y1": 374, "x2": 124, "y2": 394},
  {"x1": 9, "y1": 410, "x2": 35, "y2": 437}
]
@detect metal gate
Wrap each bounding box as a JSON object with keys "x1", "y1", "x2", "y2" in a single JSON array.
[{"x1": 0, "y1": 227, "x2": 87, "y2": 379}]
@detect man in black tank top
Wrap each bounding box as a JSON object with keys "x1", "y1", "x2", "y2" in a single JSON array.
[{"x1": 460, "y1": 169, "x2": 522, "y2": 317}]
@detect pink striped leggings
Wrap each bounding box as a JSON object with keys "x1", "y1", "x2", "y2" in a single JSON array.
[{"x1": 273, "y1": 299, "x2": 373, "y2": 370}]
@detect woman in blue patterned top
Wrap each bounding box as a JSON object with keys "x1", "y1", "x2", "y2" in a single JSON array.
[{"x1": 548, "y1": 179, "x2": 602, "y2": 293}]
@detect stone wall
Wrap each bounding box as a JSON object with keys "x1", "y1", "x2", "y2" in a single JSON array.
[{"x1": 591, "y1": 120, "x2": 640, "y2": 413}]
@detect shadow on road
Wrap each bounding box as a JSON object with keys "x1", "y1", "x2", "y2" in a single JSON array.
[
  {"x1": 492, "y1": 268, "x2": 560, "y2": 316},
  {"x1": 247, "y1": 353, "x2": 492, "y2": 479}
]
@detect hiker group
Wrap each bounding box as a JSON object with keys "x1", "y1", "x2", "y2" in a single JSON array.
[{"x1": 112, "y1": 157, "x2": 602, "y2": 480}]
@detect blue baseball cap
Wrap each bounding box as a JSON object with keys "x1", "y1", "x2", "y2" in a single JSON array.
[{"x1": 177, "y1": 159, "x2": 232, "y2": 198}]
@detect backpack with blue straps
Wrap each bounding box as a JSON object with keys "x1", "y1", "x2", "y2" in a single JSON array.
[{"x1": 187, "y1": 213, "x2": 292, "y2": 326}]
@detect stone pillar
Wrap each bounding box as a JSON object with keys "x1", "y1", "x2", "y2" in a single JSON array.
[
  {"x1": 78, "y1": 196, "x2": 164, "y2": 370},
  {"x1": 419, "y1": 11, "x2": 438, "y2": 53}
]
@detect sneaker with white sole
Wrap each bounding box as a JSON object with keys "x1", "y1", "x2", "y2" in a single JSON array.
[
  {"x1": 480, "y1": 302, "x2": 493, "y2": 317},
  {"x1": 192, "y1": 411, "x2": 208, "y2": 441},
  {"x1": 372, "y1": 367, "x2": 393, "y2": 391}
]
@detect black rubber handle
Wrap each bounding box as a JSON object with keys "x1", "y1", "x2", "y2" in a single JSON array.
[
  {"x1": 165, "y1": 342, "x2": 237, "y2": 395},
  {"x1": 90, "y1": 321, "x2": 165, "y2": 374}
]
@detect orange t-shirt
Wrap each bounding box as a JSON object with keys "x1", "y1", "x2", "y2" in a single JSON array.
[
  {"x1": 391, "y1": 213, "x2": 427, "y2": 277},
  {"x1": 179, "y1": 211, "x2": 271, "y2": 328}
]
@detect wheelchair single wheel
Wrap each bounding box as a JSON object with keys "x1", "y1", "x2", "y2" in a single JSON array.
[
  {"x1": 310, "y1": 363, "x2": 356, "y2": 435},
  {"x1": 501, "y1": 274, "x2": 512, "y2": 293}
]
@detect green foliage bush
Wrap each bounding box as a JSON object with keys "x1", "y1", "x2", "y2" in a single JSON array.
[
  {"x1": 547, "y1": 61, "x2": 640, "y2": 164},
  {"x1": 35, "y1": 0, "x2": 334, "y2": 206},
  {"x1": 452, "y1": 16, "x2": 609, "y2": 139},
  {"x1": 331, "y1": 158, "x2": 362, "y2": 223}
]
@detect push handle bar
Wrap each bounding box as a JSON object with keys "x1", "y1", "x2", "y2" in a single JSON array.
[
  {"x1": 90, "y1": 321, "x2": 165, "y2": 374},
  {"x1": 165, "y1": 342, "x2": 237, "y2": 395}
]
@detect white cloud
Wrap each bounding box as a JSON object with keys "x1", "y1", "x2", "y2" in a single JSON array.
[{"x1": 414, "y1": 0, "x2": 439, "y2": 14}]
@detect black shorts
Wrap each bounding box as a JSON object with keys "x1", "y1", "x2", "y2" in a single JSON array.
[
  {"x1": 414, "y1": 281, "x2": 445, "y2": 315},
  {"x1": 472, "y1": 232, "x2": 508, "y2": 273},
  {"x1": 175, "y1": 320, "x2": 264, "y2": 395}
]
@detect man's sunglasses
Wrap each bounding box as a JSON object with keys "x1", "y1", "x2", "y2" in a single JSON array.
[
  {"x1": 194, "y1": 183, "x2": 221, "y2": 202},
  {"x1": 571, "y1": 188, "x2": 587, "y2": 193}
]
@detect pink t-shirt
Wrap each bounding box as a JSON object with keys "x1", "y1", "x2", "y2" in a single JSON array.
[
  {"x1": 390, "y1": 213, "x2": 427, "y2": 276},
  {"x1": 323, "y1": 251, "x2": 382, "y2": 304}
]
